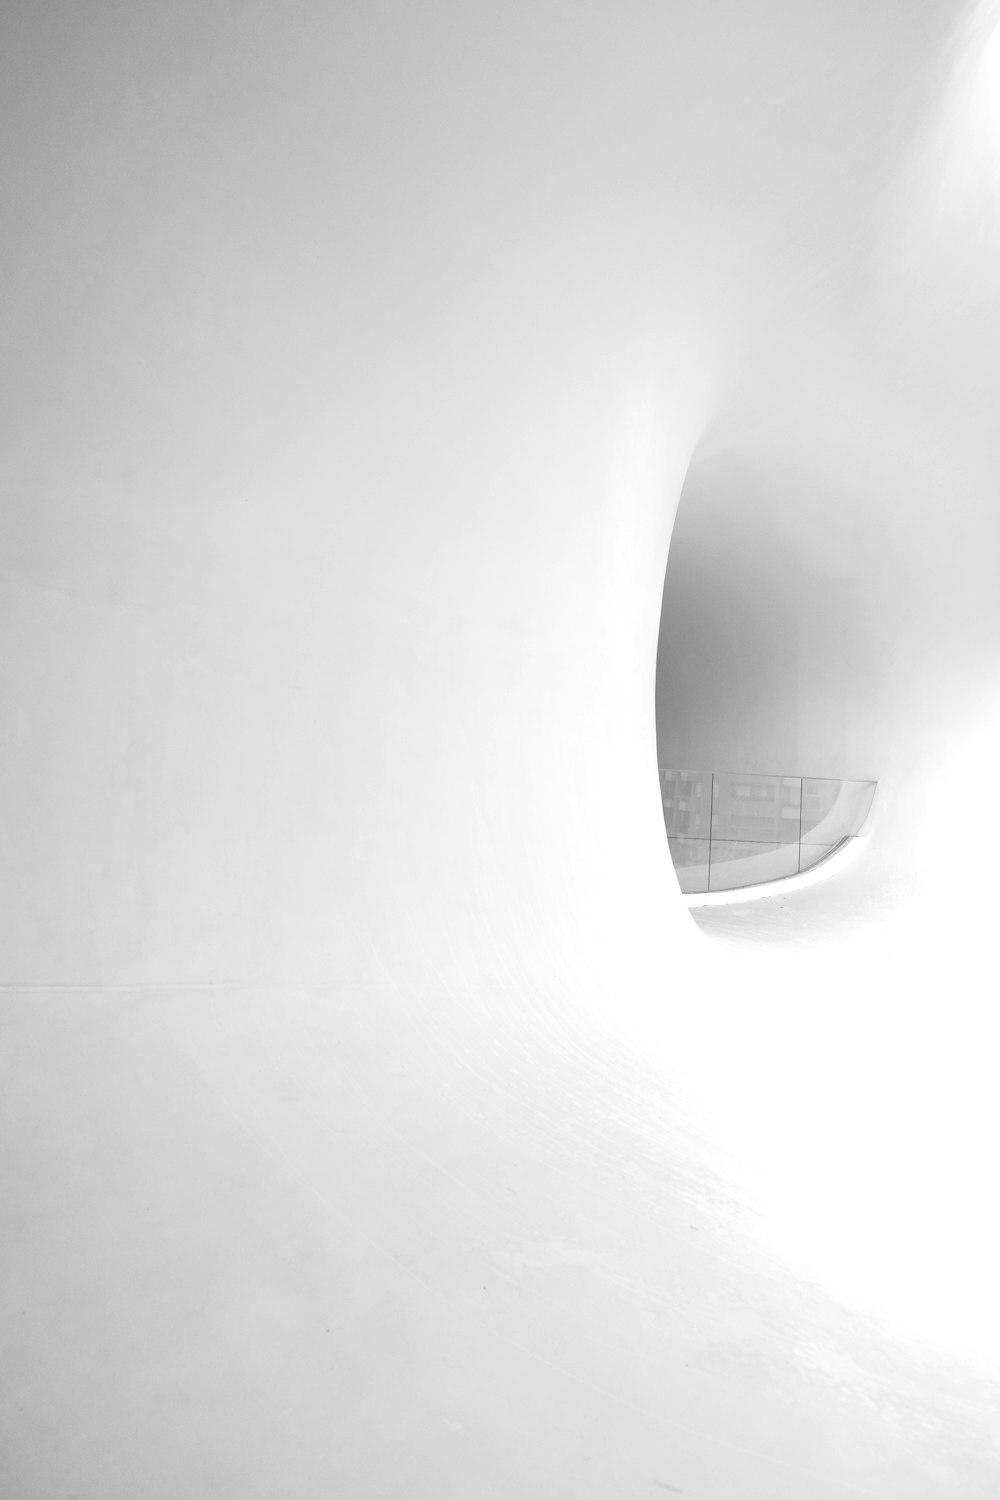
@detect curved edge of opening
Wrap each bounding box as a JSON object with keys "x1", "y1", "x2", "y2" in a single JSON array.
[{"x1": 682, "y1": 832, "x2": 869, "y2": 908}]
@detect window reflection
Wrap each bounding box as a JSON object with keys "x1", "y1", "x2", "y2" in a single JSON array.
[{"x1": 660, "y1": 771, "x2": 876, "y2": 893}]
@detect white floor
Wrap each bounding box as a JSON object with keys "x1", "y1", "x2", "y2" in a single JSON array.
[{"x1": 3, "y1": 945, "x2": 998, "y2": 1498}]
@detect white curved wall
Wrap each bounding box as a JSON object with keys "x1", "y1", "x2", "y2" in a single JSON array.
[{"x1": 3, "y1": 4, "x2": 1000, "y2": 1496}]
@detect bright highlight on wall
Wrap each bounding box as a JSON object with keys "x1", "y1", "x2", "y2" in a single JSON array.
[{"x1": 913, "y1": 0, "x2": 1000, "y2": 236}]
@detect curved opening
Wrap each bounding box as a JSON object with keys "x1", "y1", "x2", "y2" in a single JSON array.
[{"x1": 655, "y1": 450, "x2": 880, "y2": 913}]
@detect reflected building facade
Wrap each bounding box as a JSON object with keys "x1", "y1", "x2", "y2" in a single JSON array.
[{"x1": 660, "y1": 769, "x2": 877, "y2": 894}]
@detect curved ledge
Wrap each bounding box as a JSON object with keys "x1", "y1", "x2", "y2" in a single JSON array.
[{"x1": 682, "y1": 834, "x2": 869, "y2": 908}]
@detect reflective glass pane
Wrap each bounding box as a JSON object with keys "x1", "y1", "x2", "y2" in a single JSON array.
[
  {"x1": 796, "y1": 841, "x2": 840, "y2": 874},
  {"x1": 800, "y1": 779, "x2": 876, "y2": 843},
  {"x1": 667, "y1": 837, "x2": 710, "y2": 893},
  {"x1": 710, "y1": 773, "x2": 800, "y2": 843},
  {"x1": 659, "y1": 769, "x2": 712, "y2": 838},
  {"x1": 708, "y1": 840, "x2": 800, "y2": 891}
]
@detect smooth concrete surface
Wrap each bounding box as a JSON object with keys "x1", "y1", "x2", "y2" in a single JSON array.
[{"x1": 3, "y1": 3, "x2": 1000, "y2": 1496}]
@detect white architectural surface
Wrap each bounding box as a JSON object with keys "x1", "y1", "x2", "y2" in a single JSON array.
[{"x1": 3, "y1": 3, "x2": 1000, "y2": 1495}]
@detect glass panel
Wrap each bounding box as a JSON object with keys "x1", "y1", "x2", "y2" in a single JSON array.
[
  {"x1": 710, "y1": 772, "x2": 800, "y2": 844},
  {"x1": 800, "y1": 779, "x2": 876, "y2": 843},
  {"x1": 659, "y1": 768, "x2": 712, "y2": 838},
  {"x1": 708, "y1": 840, "x2": 800, "y2": 891},
  {"x1": 796, "y1": 841, "x2": 841, "y2": 874},
  {"x1": 664, "y1": 772, "x2": 875, "y2": 896},
  {"x1": 667, "y1": 837, "x2": 710, "y2": 893}
]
